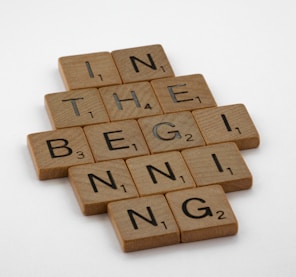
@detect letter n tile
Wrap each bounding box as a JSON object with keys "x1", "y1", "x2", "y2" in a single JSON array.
[
  {"x1": 108, "y1": 195, "x2": 180, "y2": 252},
  {"x1": 68, "y1": 160, "x2": 139, "y2": 215}
]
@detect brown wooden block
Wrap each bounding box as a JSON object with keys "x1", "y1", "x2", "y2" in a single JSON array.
[
  {"x1": 112, "y1": 44, "x2": 174, "y2": 83},
  {"x1": 138, "y1": 111, "x2": 205, "y2": 154},
  {"x1": 45, "y1": 88, "x2": 109, "y2": 129},
  {"x1": 107, "y1": 195, "x2": 180, "y2": 252},
  {"x1": 192, "y1": 104, "x2": 260, "y2": 150},
  {"x1": 151, "y1": 74, "x2": 217, "y2": 113},
  {"x1": 166, "y1": 185, "x2": 238, "y2": 243},
  {"x1": 83, "y1": 120, "x2": 149, "y2": 162},
  {"x1": 68, "y1": 160, "x2": 139, "y2": 215},
  {"x1": 58, "y1": 52, "x2": 122, "y2": 90},
  {"x1": 99, "y1": 81, "x2": 162, "y2": 121},
  {"x1": 181, "y1": 142, "x2": 252, "y2": 192},
  {"x1": 27, "y1": 127, "x2": 94, "y2": 180},
  {"x1": 126, "y1": 151, "x2": 196, "y2": 197}
]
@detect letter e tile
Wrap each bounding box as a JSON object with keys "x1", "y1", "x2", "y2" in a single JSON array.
[
  {"x1": 151, "y1": 74, "x2": 217, "y2": 113},
  {"x1": 108, "y1": 195, "x2": 180, "y2": 252},
  {"x1": 84, "y1": 120, "x2": 149, "y2": 162},
  {"x1": 166, "y1": 185, "x2": 238, "y2": 243}
]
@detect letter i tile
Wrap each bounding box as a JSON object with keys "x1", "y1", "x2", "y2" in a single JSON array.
[
  {"x1": 59, "y1": 52, "x2": 122, "y2": 90},
  {"x1": 192, "y1": 104, "x2": 260, "y2": 150},
  {"x1": 107, "y1": 195, "x2": 180, "y2": 252},
  {"x1": 181, "y1": 142, "x2": 252, "y2": 192},
  {"x1": 166, "y1": 185, "x2": 238, "y2": 243}
]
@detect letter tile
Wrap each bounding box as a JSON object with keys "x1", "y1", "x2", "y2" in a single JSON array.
[
  {"x1": 138, "y1": 111, "x2": 205, "y2": 153},
  {"x1": 166, "y1": 185, "x2": 238, "y2": 243},
  {"x1": 151, "y1": 74, "x2": 217, "y2": 113},
  {"x1": 45, "y1": 88, "x2": 109, "y2": 129},
  {"x1": 182, "y1": 142, "x2": 252, "y2": 192},
  {"x1": 99, "y1": 81, "x2": 162, "y2": 121},
  {"x1": 27, "y1": 127, "x2": 94, "y2": 180},
  {"x1": 192, "y1": 104, "x2": 260, "y2": 150},
  {"x1": 68, "y1": 160, "x2": 139, "y2": 215},
  {"x1": 108, "y1": 195, "x2": 180, "y2": 252},
  {"x1": 59, "y1": 52, "x2": 122, "y2": 90},
  {"x1": 126, "y1": 151, "x2": 196, "y2": 196},
  {"x1": 112, "y1": 44, "x2": 174, "y2": 83},
  {"x1": 84, "y1": 120, "x2": 149, "y2": 162}
]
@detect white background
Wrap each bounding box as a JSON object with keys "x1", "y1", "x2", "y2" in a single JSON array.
[{"x1": 1, "y1": 0, "x2": 295, "y2": 276}]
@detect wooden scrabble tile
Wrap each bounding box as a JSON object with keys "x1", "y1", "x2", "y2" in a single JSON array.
[
  {"x1": 107, "y1": 195, "x2": 180, "y2": 252},
  {"x1": 83, "y1": 120, "x2": 150, "y2": 162},
  {"x1": 151, "y1": 74, "x2": 217, "y2": 113},
  {"x1": 45, "y1": 88, "x2": 109, "y2": 129},
  {"x1": 27, "y1": 127, "x2": 94, "y2": 180},
  {"x1": 112, "y1": 44, "x2": 174, "y2": 83},
  {"x1": 99, "y1": 81, "x2": 162, "y2": 121},
  {"x1": 59, "y1": 52, "x2": 122, "y2": 90},
  {"x1": 192, "y1": 104, "x2": 260, "y2": 150},
  {"x1": 138, "y1": 111, "x2": 205, "y2": 154},
  {"x1": 181, "y1": 142, "x2": 252, "y2": 192},
  {"x1": 68, "y1": 160, "x2": 139, "y2": 215},
  {"x1": 126, "y1": 151, "x2": 196, "y2": 196},
  {"x1": 166, "y1": 185, "x2": 238, "y2": 243}
]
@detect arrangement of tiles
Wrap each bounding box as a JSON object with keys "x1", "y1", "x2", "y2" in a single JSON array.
[{"x1": 27, "y1": 44, "x2": 260, "y2": 252}]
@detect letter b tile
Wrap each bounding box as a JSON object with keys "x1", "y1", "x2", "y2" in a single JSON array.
[{"x1": 27, "y1": 127, "x2": 94, "y2": 180}]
